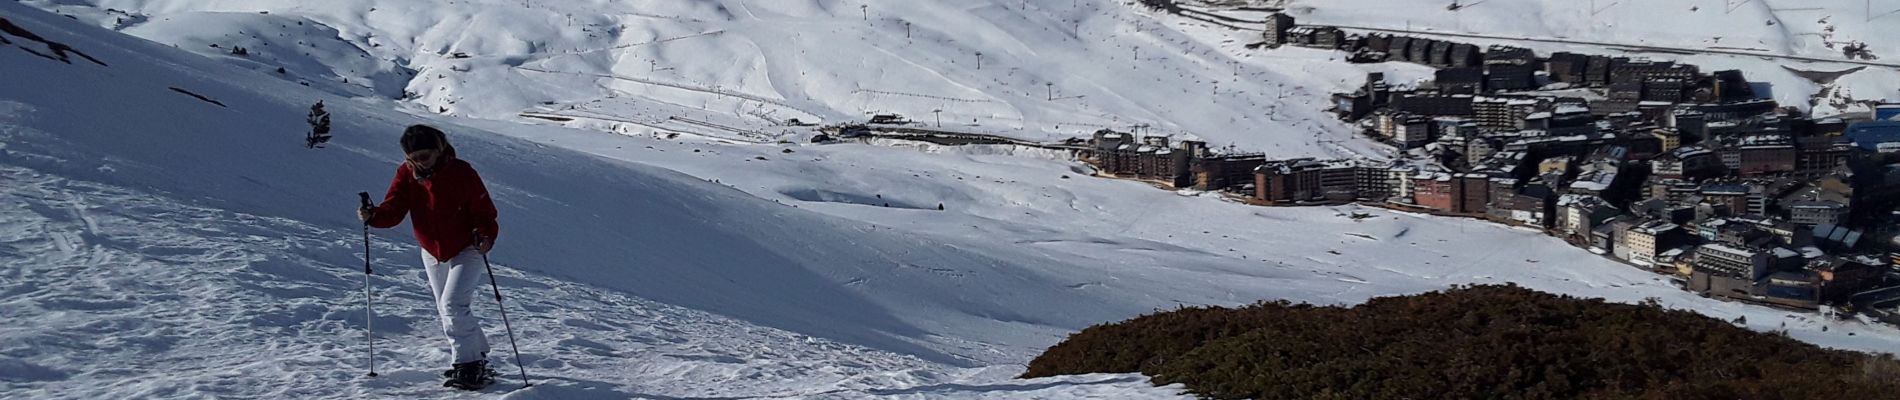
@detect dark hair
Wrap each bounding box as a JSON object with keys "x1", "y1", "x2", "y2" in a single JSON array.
[{"x1": 401, "y1": 124, "x2": 446, "y2": 153}]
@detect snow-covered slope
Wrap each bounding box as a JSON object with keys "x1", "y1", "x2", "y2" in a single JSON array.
[
  {"x1": 23, "y1": 0, "x2": 1420, "y2": 158},
  {"x1": 28, "y1": 0, "x2": 1900, "y2": 150},
  {"x1": 7, "y1": 1, "x2": 1900, "y2": 399},
  {"x1": 117, "y1": 10, "x2": 414, "y2": 99},
  {"x1": 0, "y1": 3, "x2": 1192, "y2": 397}
]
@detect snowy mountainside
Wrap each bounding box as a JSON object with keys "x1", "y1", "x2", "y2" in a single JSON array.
[
  {"x1": 31, "y1": 0, "x2": 1900, "y2": 152},
  {"x1": 119, "y1": 11, "x2": 414, "y2": 99},
  {"x1": 1, "y1": 0, "x2": 1217, "y2": 370},
  {"x1": 25, "y1": 0, "x2": 1406, "y2": 157},
  {"x1": 9, "y1": 1, "x2": 1900, "y2": 399},
  {"x1": 1, "y1": 163, "x2": 1179, "y2": 399},
  {"x1": 1, "y1": 3, "x2": 1193, "y2": 397}
]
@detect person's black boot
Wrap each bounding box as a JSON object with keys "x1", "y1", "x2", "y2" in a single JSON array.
[
  {"x1": 441, "y1": 363, "x2": 498, "y2": 378},
  {"x1": 443, "y1": 352, "x2": 495, "y2": 378},
  {"x1": 442, "y1": 359, "x2": 493, "y2": 390}
]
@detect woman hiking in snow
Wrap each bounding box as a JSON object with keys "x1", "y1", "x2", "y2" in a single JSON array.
[{"x1": 357, "y1": 124, "x2": 500, "y2": 388}]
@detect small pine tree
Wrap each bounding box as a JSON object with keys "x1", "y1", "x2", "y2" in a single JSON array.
[{"x1": 305, "y1": 100, "x2": 331, "y2": 148}]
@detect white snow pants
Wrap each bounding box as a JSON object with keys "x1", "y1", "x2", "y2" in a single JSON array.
[{"x1": 422, "y1": 247, "x2": 491, "y2": 364}]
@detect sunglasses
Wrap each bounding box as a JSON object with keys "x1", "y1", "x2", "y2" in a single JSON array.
[{"x1": 406, "y1": 150, "x2": 440, "y2": 165}]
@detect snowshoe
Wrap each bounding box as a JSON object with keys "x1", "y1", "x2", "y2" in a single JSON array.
[
  {"x1": 441, "y1": 365, "x2": 499, "y2": 379},
  {"x1": 442, "y1": 360, "x2": 495, "y2": 390},
  {"x1": 443, "y1": 377, "x2": 491, "y2": 391}
]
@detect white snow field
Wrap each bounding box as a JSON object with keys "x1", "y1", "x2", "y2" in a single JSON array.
[
  {"x1": 22, "y1": 0, "x2": 1900, "y2": 149},
  {"x1": 20, "y1": 0, "x2": 1418, "y2": 157},
  {"x1": 4, "y1": 0, "x2": 1900, "y2": 399}
]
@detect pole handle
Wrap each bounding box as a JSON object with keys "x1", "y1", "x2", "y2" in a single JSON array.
[
  {"x1": 359, "y1": 192, "x2": 373, "y2": 276},
  {"x1": 358, "y1": 192, "x2": 375, "y2": 230}
]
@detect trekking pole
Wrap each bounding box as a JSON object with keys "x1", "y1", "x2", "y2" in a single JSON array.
[
  {"x1": 476, "y1": 237, "x2": 531, "y2": 387},
  {"x1": 359, "y1": 192, "x2": 378, "y2": 378}
]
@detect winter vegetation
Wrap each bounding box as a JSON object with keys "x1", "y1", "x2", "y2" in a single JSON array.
[{"x1": 1023, "y1": 284, "x2": 1900, "y2": 400}]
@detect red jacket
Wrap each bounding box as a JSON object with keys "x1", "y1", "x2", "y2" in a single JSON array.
[{"x1": 367, "y1": 158, "x2": 499, "y2": 260}]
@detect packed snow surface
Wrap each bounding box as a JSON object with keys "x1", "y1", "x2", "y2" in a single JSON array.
[{"x1": 5, "y1": 1, "x2": 1900, "y2": 399}]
